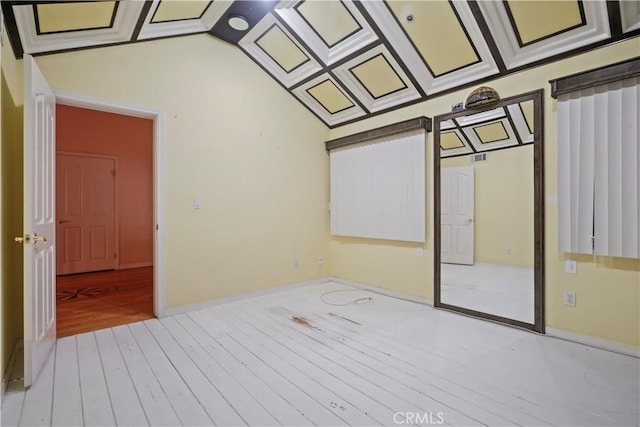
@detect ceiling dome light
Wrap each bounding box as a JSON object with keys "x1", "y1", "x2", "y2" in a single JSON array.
[
  {"x1": 465, "y1": 86, "x2": 500, "y2": 108},
  {"x1": 228, "y1": 15, "x2": 249, "y2": 31}
]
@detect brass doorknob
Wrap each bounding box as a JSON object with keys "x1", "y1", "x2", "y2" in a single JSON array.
[{"x1": 15, "y1": 234, "x2": 32, "y2": 244}]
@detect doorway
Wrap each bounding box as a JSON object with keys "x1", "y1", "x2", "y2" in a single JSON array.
[{"x1": 55, "y1": 104, "x2": 155, "y2": 337}]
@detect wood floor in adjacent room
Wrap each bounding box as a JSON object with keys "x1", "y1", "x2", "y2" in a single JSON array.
[
  {"x1": 56, "y1": 266, "x2": 154, "y2": 337},
  {"x1": 3, "y1": 280, "x2": 638, "y2": 426}
]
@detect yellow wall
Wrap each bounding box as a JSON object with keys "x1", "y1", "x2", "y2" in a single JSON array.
[
  {"x1": 442, "y1": 145, "x2": 534, "y2": 268},
  {"x1": 329, "y1": 37, "x2": 640, "y2": 347},
  {"x1": 1, "y1": 25, "x2": 25, "y2": 379},
  {"x1": 1, "y1": 35, "x2": 330, "y2": 318}
]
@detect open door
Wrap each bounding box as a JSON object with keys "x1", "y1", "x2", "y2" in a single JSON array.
[
  {"x1": 441, "y1": 165, "x2": 475, "y2": 265},
  {"x1": 18, "y1": 55, "x2": 56, "y2": 387}
]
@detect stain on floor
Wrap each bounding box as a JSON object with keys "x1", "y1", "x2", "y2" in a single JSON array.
[{"x1": 291, "y1": 316, "x2": 318, "y2": 329}]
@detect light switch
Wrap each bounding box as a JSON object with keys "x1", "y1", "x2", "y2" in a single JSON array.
[
  {"x1": 193, "y1": 197, "x2": 201, "y2": 209},
  {"x1": 565, "y1": 260, "x2": 577, "y2": 274}
]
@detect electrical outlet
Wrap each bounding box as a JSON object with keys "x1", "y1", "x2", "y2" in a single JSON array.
[
  {"x1": 564, "y1": 291, "x2": 576, "y2": 307},
  {"x1": 565, "y1": 260, "x2": 577, "y2": 274},
  {"x1": 506, "y1": 248, "x2": 512, "y2": 256},
  {"x1": 294, "y1": 259, "x2": 299, "y2": 269},
  {"x1": 452, "y1": 101, "x2": 463, "y2": 111},
  {"x1": 416, "y1": 247, "x2": 424, "y2": 257},
  {"x1": 316, "y1": 256, "x2": 323, "y2": 265}
]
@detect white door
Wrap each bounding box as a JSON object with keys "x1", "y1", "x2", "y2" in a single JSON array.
[
  {"x1": 20, "y1": 55, "x2": 56, "y2": 387},
  {"x1": 441, "y1": 165, "x2": 474, "y2": 265}
]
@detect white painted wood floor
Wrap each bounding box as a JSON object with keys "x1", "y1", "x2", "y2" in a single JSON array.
[
  {"x1": 441, "y1": 263, "x2": 534, "y2": 323},
  {"x1": 2, "y1": 279, "x2": 639, "y2": 426}
]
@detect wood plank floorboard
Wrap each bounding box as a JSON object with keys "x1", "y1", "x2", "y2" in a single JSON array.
[
  {"x1": 3, "y1": 278, "x2": 638, "y2": 426},
  {"x1": 56, "y1": 267, "x2": 154, "y2": 337}
]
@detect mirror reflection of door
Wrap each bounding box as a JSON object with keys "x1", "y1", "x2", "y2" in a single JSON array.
[
  {"x1": 441, "y1": 165, "x2": 474, "y2": 265},
  {"x1": 435, "y1": 91, "x2": 542, "y2": 329}
]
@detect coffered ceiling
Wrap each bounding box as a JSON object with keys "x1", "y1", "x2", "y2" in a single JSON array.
[{"x1": 2, "y1": 0, "x2": 639, "y2": 128}]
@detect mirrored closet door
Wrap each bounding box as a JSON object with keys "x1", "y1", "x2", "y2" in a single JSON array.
[{"x1": 433, "y1": 89, "x2": 544, "y2": 332}]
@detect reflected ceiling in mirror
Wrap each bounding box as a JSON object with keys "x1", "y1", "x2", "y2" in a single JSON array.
[{"x1": 440, "y1": 100, "x2": 535, "y2": 158}]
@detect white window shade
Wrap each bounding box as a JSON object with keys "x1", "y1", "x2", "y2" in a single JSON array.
[
  {"x1": 558, "y1": 76, "x2": 640, "y2": 258},
  {"x1": 330, "y1": 129, "x2": 426, "y2": 242}
]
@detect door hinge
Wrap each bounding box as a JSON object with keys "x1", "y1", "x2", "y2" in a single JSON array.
[
  {"x1": 591, "y1": 235, "x2": 595, "y2": 251},
  {"x1": 111, "y1": 169, "x2": 116, "y2": 176},
  {"x1": 114, "y1": 252, "x2": 117, "y2": 259}
]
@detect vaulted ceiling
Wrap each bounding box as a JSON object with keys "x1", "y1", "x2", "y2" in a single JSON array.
[{"x1": 2, "y1": 0, "x2": 639, "y2": 128}]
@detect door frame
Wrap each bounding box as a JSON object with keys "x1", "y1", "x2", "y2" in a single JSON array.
[
  {"x1": 54, "y1": 91, "x2": 167, "y2": 317},
  {"x1": 56, "y1": 151, "x2": 120, "y2": 271}
]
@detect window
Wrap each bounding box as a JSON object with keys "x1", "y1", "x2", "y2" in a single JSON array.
[
  {"x1": 327, "y1": 119, "x2": 429, "y2": 242},
  {"x1": 555, "y1": 72, "x2": 639, "y2": 258}
]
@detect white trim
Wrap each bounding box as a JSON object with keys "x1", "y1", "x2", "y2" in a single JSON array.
[
  {"x1": 54, "y1": 91, "x2": 167, "y2": 318},
  {"x1": 462, "y1": 116, "x2": 519, "y2": 152},
  {"x1": 13, "y1": 2, "x2": 144, "y2": 55},
  {"x1": 292, "y1": 73, "x2": 366, "y2": 126},
  {"x1": 137, "y1": 0, "x2": 233, "y2": 40},
  {"x1": 1, "y1": 339, "x2": 23, "y2": 400},
  {"x1": 275, "y1": 0, "x2": 378, "y2": 66},
  {"x1": 162, "y1": 278, "x2": 327, "y2": 317},
  {"x1": 477, "y1": 1, "x2": 610, "y2": 69},
  {"x1": 332, "y1": 44, "x2": 421, "y2": 113},
  {"x1": 455, "y1": 107, "x2": 505, "y2": 126},
  {"x1": 440, "y1": 128, "x2": 473, "y2": 158},
  {"x1": 620, "y1": 0, "x2": 640, "y2": 33},
  {"x1": 507, "y1": 103, "x2": 534, "y2": 144},
  {"x1": 546, "y1": 327, "x2": 640, "y2": 359},
  {"x1": 361, "y1": 1, "x2": 499, "y2": 96},
  {"x1": 239, "y1": 13, "x2": 323, "y2": 88}
]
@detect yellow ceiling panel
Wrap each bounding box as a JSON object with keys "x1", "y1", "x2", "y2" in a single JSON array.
[
  {"x1": 506, "y1": 0, "x2": 583, "y2": 45},
  {"x1": 307, "y1": 80, "x2": 354, "y2": 114},
  {"x1": 520, "y1": 100, "x2": 535, "y2": 132},
  {"x1": 152, "y1": 0, "x2": 211, "y2": 23},
  {"x1": 387, "y1": 0, "x2": 478, "y2": 76},
  {"x1": 256, "y1": 26, "x2": 308, "y2": 73},
  {"x1": 296, "y1": 0, "x2": 360, "y2": 47},
  {"x1": 474, "y1": 122, "x2": 509, "y2": 143},
  {"x1": 350, "y1": 54, "x2": 406, "y2": 98},
  {"x1": 440, "y1": 132, "x2": 465, "y2": 150},
  {"x1": 37, "y1": 1, "x2": 116, "y2": 33}
]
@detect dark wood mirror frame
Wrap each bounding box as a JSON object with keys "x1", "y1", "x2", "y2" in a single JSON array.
[{"x1": 433, "y1": 89, "x2": 545, "y2": 333}]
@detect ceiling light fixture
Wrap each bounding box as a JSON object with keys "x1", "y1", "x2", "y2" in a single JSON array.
[{"x1": 228, "y1": 15, "x2": 249, "y2": 31}]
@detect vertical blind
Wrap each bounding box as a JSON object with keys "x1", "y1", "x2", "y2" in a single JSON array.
[
  {"x1": 330, "y1": 129, "x2": 426, "y2": 242},
  {"x1": 558, "y1": 76, "x2": 639, "y2": 258}
]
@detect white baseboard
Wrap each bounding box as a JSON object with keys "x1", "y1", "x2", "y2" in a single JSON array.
[
  {"x1": 2, "y1": 339, "x2": 23, "y2": 400},
  {"x1": 162, "y1": 277, "x2": 332, "y2": 317},
  {"x1": 546, "y1": 327, "x2": 639, "y2": 358},
  {"x1": 327, "y1": 276, "x2": 434, "y2": 306}
]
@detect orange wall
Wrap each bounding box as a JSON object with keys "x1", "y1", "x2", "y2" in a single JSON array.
[{"x1": 56, "y1": 104, "x2": 153, "y2": 269}]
